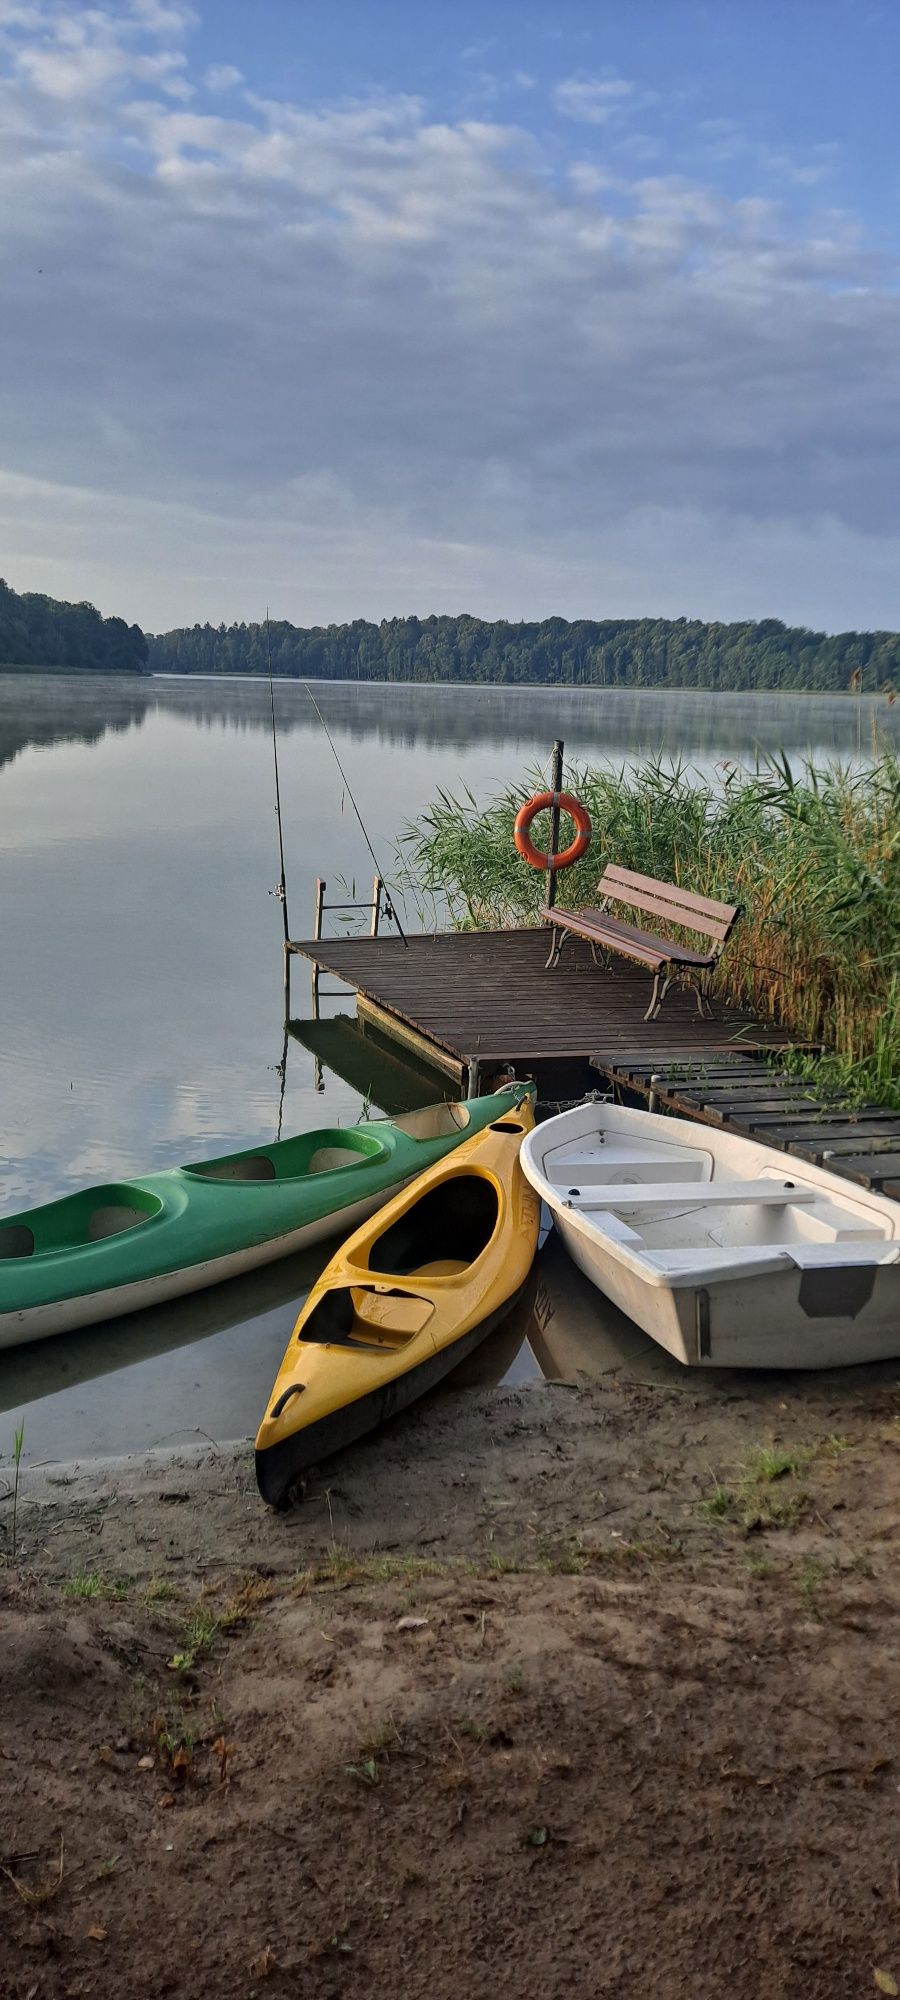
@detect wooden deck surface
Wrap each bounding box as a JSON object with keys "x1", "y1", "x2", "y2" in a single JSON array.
[{"x1": 288, "y1": 928, "x2": 794, "y2": 1068}]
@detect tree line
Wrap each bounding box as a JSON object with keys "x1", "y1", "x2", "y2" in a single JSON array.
[
  {"x1": 0, "y1": 578, "x2": 148, "y2": 674},
  {"x1": 3, "y1": 576, "x2": 899, "y2": 690},
  {"x1": 148, "y1": 612, "x2": 900, "y2": 692}
]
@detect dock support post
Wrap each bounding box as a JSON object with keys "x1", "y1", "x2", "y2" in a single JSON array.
[
  {"x1": 466, "y1": 1057, "x2": 482, "y2": 1099},
  {"x1": 546, "y1": 739, "x2": 564, "y2": 912},
  {"x1": 311, "y1": 877, "x2": 326, "y2": 1016},
  {"x1": 648, "y1": 1073, "x2": 662, "y2": 1114}
]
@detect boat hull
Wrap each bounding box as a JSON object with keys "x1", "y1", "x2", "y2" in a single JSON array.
[
  {"x1": 523, "y1": 1100, "x2": 900, "y2": 1371},
  {"x1": 0, "y1": 1184, "x2": 401, "y2": 1350},
  {"x1": 553, "y1": 1209, "x2": 900, "y2": 1370},
  {"x1": 255, "y1": 1088, "x2": 540, "y2": 1501},
  {"x1": 0, "y1": 1089, "x2": 525, "y2": 1349},
  {"x1": 255, "y1": 1293, "x2": 523, "y2": 1504}
]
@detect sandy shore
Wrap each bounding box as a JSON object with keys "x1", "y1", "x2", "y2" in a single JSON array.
[{"x1": 3, "y1": 1242, "x2": 900, "y2": 1998}]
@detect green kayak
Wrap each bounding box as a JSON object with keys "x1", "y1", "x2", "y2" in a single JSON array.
[{"x1": 0, "y1": 1086, "x2": 530, "y2": 1349}]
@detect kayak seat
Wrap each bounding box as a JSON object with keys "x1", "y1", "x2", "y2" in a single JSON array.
[
  {"x1": 88, "y1": 1203, "x2": 156, "y2": 1241},
  {"x1": 299, "y1": 1285, "x2": 431, "y2": 1350},
  {"x1": 308, "y1": 1146, "x2": 370, "y2": 1173},
  {"x1": 367, "y1": 1175, "x2": 498, "y2": 1278}
]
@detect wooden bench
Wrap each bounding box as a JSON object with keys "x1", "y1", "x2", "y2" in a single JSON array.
[{"x1": 541, "y1": 864, "x2": 742, "y2": 1021}]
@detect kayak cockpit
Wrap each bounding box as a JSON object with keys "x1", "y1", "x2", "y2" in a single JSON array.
[
  {"x1": 0, "y1": 1224, "x2": 35, "y2": 1259},
  {"x1": 298, "y1": 1283, "x2": 436, "y2": 1352},
  {"x1": 0, "y1": 1184, "x2": 163, "y2": 1260},
  {"x1": 367, "y1": 1172, "x2": 499, "y2": 1277},
  {"x1": 183, "y1": 1128, "x2": 388, "y2": 1183}
]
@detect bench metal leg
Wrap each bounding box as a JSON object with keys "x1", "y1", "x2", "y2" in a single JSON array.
[
  {"x1": 644, "y1": 968, "x2": 671, "y2": 1021},
  {"x1": 545, "y1": 926, "x2": 569, "y2": 971},
  {"x1": 694, "y1": 970, "x2": 714, "y2": 1018}
]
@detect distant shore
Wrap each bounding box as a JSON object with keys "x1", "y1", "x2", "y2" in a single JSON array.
[{"x1": 1, "y1": 662, "x2": 894, "y2": 699}]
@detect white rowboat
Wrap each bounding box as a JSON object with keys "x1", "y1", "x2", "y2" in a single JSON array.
[{"x1": 521, "y1": 1100, "x2": 900, "y2": 1369}]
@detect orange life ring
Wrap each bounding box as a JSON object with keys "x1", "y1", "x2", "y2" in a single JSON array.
[{"x1": 514, "y1": 790, "x2": 592, "y2": 871}]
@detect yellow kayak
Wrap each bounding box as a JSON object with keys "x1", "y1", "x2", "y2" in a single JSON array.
[{"x1": 255, "y1": 1082, "x2": 539, "y2": 1503}]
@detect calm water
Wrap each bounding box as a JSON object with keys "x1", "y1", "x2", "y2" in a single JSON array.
[{"x1": 0, "y1": 672, "x2": 894, "y2": 1467}]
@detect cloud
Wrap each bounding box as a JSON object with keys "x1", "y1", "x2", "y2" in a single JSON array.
[
  {"x1": 553, "y1": 72, "x2": 633, "y2": 124},
  {"x1": 0, "y1": 4, "x2": 899, "y2": 628},
  {"x1": 203, "y1": 61, "x2": 241, "y2": 93}
]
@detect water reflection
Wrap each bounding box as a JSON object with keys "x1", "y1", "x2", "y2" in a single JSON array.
[
  {"x1": 0, "y1": 1242, "x2": 331, "y2": 1464},
  {"x1": 0, "y1": 1227, "x2": 675, "y2": 1468},
  {"x1": 1, "y1": 671, "x2": 897, "y2": 772}
]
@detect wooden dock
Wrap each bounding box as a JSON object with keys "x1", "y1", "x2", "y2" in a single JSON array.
[
  {"x1": 288, "y1": 927, "x2": 795, "y2": 1086},
  {"x1": 288, "y1": 927, "x2": 900, "y2": 1195}
]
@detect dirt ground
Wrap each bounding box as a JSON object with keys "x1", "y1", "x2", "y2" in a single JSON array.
[{"x1": 3, "y1": 1244, "x2": 900, "y2": 1999}]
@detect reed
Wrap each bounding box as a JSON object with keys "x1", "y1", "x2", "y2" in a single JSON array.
[{"x1": 400, "y1": 750, "x2": 900, "y2": 1103}]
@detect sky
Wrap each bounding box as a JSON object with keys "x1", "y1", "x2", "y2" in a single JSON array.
[{"x1": 1, "y1": 0, "x2": 899, "y2": 634}]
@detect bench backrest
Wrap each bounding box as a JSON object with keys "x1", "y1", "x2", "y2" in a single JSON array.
[{"x1": 597, "y1": 864, "x2": 741, "y2": 950}]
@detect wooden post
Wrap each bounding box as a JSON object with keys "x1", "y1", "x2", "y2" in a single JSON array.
[
  {"x1": 311, "y1": 877, "x2": 326, "y2": 1017},
  {"x1": 370, "y1": 875, "x2": 383, "y2": 937},
  {"x1": 546, "y1": 739, "x2": 564, "y2": 911}
]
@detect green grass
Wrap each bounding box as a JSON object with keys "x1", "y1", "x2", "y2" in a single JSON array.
[
  {"x1": 703, "y1": 1442, "x2": 819, "y2": 1532},
  {"x1": 398, "y1": 749, "x2": 900, "y2": 1096},
  {"x1": 143, "y1": 1577, "x2": 177, "y2": 1604},
  {"x1": 63, "y1": 1570, "x2": 129, "y2": 1601},
  {"x1": 745, "y1": 1445, "x2": 813, "y2": 1483},
  {"x1": 295, "y1": 1542, "x2": 450, "y2": 1592},
  {"x1": 167, "y1": 1605, "x2": 220, "y2": 1673},
  {"x1": 798, "y1": 1559, "x2": 830, "y2": 1605}
]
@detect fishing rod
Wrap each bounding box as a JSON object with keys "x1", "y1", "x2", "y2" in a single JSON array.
[
  {"x1": 301, "y1": 678, "x2": 409, "y2": 947},
  {"x1": 266, "y1": 610, "x2": 290, "y2": 947}
]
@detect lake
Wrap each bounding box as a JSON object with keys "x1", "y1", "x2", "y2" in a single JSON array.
[{"x1": 1, "y1": 673, "x2": 895, "y2": 1468}]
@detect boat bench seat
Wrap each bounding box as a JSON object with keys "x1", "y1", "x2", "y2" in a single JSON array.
[
  {"x1": 541, "y1": 863, "x2": 742, "y2": 1020},
  {"x1": 564, "y1": 1179, "x2": 818, "y2": 1211}
]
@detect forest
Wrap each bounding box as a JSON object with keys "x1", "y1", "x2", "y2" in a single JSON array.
[
  {"x1": 0, "y1": 578, "x2": 148, "y2": 674},
  {"x1": 3, "y1": 573, "x2": 900, "y2": 690},
  {"x1": 148, "y1": 612, "x2": 900, "y2": 691}
]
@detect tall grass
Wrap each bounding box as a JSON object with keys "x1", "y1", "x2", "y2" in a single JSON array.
[{"x1": 399, "y1": 751, "x2": 900, "y2": 1101}]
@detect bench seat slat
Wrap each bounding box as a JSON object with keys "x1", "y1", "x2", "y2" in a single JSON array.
[
  {"x1": 600, "y1": 864, "x2": 738, "y2": 928},
  {"x1": 540, "y1": 906, "x2": 715, "y2": 968}
]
